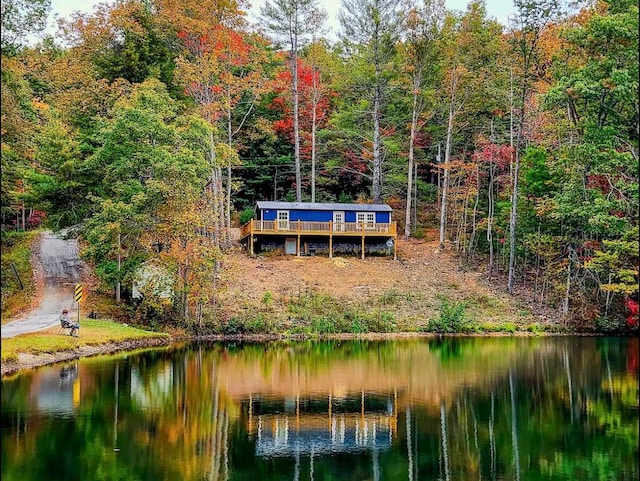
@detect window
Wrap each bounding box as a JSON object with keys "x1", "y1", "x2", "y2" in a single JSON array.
[{"x1": 356, "y1": 212, "x2": 375, "y2": 230}]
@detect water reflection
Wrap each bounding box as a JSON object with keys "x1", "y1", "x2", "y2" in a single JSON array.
[{"x1": 1, "y1": 337, "x2": 638, "y2": 481}]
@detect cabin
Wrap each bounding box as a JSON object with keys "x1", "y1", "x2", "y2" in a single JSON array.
[{"x1": 240, "y1": 201, "x2": 397, "y2": 259}]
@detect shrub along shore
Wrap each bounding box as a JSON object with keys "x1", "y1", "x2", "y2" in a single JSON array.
[
  {"x1": 1, "y1": 311, "x2": 598, "y2": 378},
  {"x1": 2, "y1": 231, "x2": 633, "y2": 377}
]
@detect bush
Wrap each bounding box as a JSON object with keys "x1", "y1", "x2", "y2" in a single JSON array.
[
  {"x1": 131, "y1": 296, "x2": 173, "y2": 329},
  {"x1": 261, "y1": 291, "x2": 274, "y2": 308},
  {"x1": 311, "y1": 316, "x2": 337, "y2": 334},
  {"x1": 239, "y1": 208, "x2": 255, "y2": 225},
  {"x1": 426, "y1": 297, "x2": 470, "y2": 333},
  {"x1": 412, "y1": 228, "x2": 426, "y2": 240},
  {"x1": 594, "y1": 316, "x2": 627, "y2": 333}
]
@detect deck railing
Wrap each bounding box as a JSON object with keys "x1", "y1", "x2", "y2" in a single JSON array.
[{"x1": 240, "y1": 220, "x2": 397, "y2": 238}]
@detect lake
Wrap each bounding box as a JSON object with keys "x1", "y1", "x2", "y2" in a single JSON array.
[{"x1": 1, "y1": 336, "x2": 638, "y2": 481}]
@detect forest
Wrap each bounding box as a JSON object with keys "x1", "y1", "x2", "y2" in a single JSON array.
[{"x1": 1, "y1": 0, "x2": 638, "y2": 330}]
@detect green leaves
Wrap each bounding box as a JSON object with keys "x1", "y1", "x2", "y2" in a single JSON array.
[
  {"x1": 83, "y1": 79, "x2": 211, "y2": 301},
  {"x1": 585, "y1": 227, "x2": 639, "y2": 295},
  {"x1": 1, "y1": 0, "x2": 51, "y2": 53}
]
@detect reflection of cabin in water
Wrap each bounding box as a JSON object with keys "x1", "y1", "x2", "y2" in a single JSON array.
[
  {"x1": 240, "y1": 202, "x2": 397, "y2": 259},
  {"x1": 247, "y1": 390, "x2": 397, "y2": 457}
]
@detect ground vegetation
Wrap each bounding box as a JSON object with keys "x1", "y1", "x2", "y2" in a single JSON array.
[{"x1": 1, "y1": 0, "x2": 637, "y2": 333}]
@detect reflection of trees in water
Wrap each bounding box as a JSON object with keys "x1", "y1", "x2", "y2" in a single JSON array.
[
  {"x1": 123, "y1": 347, "x2": 235, "y2": 480},
  {"x1": 0, "y1": 337, "x2": 638, "y2": 481},
  {"x1": 428, "y1": 338, "x2": 638, "y2": 481},
  {"x1": 203, "y1": 338, "x2": 527, "y2": 409},
  {"x1": 119, "y1": 338, "x2": 637, "y2": 480}
]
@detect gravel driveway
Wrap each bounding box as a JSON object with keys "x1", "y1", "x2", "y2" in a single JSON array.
[{"x1": 1, "y1": 231, "x2": 85, "y2": 338}]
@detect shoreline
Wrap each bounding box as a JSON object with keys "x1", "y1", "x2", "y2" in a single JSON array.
[{"x1": 1, "y1": 330, "x2": 610, "y2": 378}]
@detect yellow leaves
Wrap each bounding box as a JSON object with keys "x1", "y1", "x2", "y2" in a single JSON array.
[
  {"x1": 155, "y1": 0, "x2": 248, "y2": 38},
  {"x1": 30, "y1": 98, "x2": 49, "y2": 112},
  {"x1": 215, "y1": 143, "x2": 240, "y2": 167},
  {"x1": 599, "y1": 283, "x2": 638, "y2": 295}
]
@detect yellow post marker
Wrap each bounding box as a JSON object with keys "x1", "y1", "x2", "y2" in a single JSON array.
[{"x1": 73, "y1": 375, "x2": 81, "y2": 407}]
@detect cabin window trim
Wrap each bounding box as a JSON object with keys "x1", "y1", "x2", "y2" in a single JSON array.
[{"x1": 356, "y1": 212, "x2": 376, "y2": 230}]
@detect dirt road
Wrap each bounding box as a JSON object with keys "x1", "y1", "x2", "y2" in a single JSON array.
[{"x1": 1, "y1": 231, "x2": 85, "y2": 338}]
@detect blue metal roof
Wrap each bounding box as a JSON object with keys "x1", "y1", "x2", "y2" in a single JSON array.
[{"x1": 256, "y1": 201, "x2": 392, "y2": 212}]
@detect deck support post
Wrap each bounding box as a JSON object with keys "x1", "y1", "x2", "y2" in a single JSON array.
[
  {"x1": 249, "y1": 221, "x2": 254, "y2": 255},
  {"x1": 393, "y1": 236, "x2": 397, "y2": 261},
  {"x1": 297, "y1": 221, "x2": 301, "y2": 257},
  {"x1": 361, "y1": 222, "x2": 365, "y2": 260},
  {"x1": 329, "y1": 221, "x2": 333, "y2": 258}
]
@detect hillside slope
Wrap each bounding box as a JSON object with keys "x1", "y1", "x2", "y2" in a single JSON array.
[{"x1": 219, "y1": 234, "x2": 548, "y2": 329}]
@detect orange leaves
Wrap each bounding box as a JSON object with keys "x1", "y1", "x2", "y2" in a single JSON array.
[
  {"x1": 155, "y1": 0, "x2": 248, "y2": 39},
  {"x1": 175, "y1": 22, "x2": 270, "y2": 131},
  {"x1": 268, "y1": 57, "x2": 332, "y2": 151}
]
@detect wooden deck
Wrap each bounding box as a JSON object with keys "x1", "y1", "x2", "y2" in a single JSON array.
[
  {"x1": 240, "y1": 220, "x2": 397, "y2": 259},
  {"x1": 240, "y1": 220, "x2": 397, "y2": 238}
]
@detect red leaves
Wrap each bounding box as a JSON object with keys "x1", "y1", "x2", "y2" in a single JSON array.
[
  {"x1": 177, "y1": 30, "x2": 210, "y2": 56},
  {"x1": 27, "y1": 210, "x2": 47, "y2": 229},
  {"x1": 626, "y1": 297, "x2": 639, "y2": 329},
  {"x1": 268, "y1": 58, "x2": 332, "y2": 148},
  {"x1": 472, "y1": 140, "x2": 513, "y2": 172},
  {"x1": 586, "y1": 174, "x2": 609, "y2": 193}
]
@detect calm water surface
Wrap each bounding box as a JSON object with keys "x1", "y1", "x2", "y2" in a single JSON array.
[{"x1": 1, "y1": 337, "x2": 638, "y2": 481}]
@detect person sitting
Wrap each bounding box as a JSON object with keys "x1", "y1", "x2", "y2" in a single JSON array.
[{"x1": 60, "y1": 309, "x2": 80, "y2": 337}]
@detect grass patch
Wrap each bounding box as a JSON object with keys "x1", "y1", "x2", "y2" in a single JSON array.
[
  {"x1": 287, "y1": 292, "x2": 397, "y2": 334},
  {"x1": 379, "y1": 289, "x2": 401, "y2": 305},
  {"x1": 1, "y1": 318, "x2": 168, "y2": 363},
  {"x1": 424, "y1": 297, "x2": 471, "y2": 333},
  {"x1": 1, "y1": 230, "x2": 40, "y2": 322}
]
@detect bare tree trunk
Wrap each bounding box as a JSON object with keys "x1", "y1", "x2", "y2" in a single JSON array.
[
  {"x1": 487, "y1": 161, "x2": 495, "y2": 277},
  {"x1": 311, "y1": 65, "x2": 319, "y2": 203},
  {"x1": 405, "y1": 75, "x2": 421, "y2": 238},
  {"x1": 507, "y1": 145, "x2": 520, "y2": 293},
  {"x1": 439, "y1": 91, "x2": 455, "y2": 249},
  {"x1": 509, "y1": 68, "x2": 514, "y2": 181},
  {"x1": 209, "y1": 130, "x2": 221, "y2": 250},
  {"x1": 372, "y1": 87, "x2": 382, "y2": 203},
  {"x1": 456, "y1": 176, "x2": 470, "y2": 252},
  {"x1": 371, "y1": 28, "x2": 383, "y2": 205},
  {"x1": 507, "y1": 68, "x2": 517, "y2": 292},
  {"x1": 291, "y1": 32, "x2": 302, "y2": 202},
  {"x1": 604, "y1": 272, "x2": 612, "y2": 317},
  {"x1": 467, "y1": 165, "x2": 480, "y2": 257},
  {"x1": 217, "y1": 166, "x2": 225, "y2": 245},
  {"x1": 226, "y1": 107, "x2": 233, "y2": 241}
]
